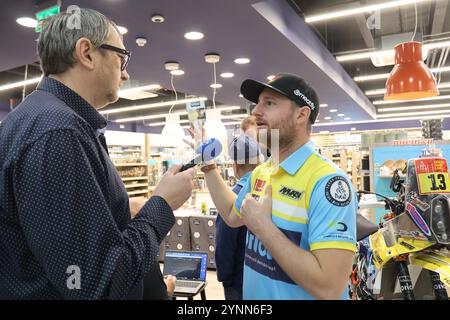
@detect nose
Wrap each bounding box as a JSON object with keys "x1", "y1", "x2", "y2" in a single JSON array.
[
  {"x1": 121, "y1": 69, "x2": 130, "y2": 81},
  {"x1": 251, "y1": 101, "x2": 264, "y2": 118}
]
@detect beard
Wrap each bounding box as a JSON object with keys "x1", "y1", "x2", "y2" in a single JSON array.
[{"x1": 257, "y1": 117, "x2": 295, "y2": 152}]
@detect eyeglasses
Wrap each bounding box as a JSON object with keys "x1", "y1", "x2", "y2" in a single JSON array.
[{"x1": 99, "y1": 44, "x2": 131, "y2": 71}]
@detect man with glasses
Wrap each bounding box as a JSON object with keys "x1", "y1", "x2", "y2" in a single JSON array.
[{"x1": 0, "y1": 8, "x2": 195, "y2": 299}]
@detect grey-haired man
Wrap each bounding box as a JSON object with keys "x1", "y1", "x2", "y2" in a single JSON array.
[{"x1": 0, "y1": 8, "x2": 194, "y2": 299}]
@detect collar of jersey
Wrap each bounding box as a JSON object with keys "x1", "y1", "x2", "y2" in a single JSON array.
[{"x1": 278, "y1": 140, "x2": 315, "y2": 176}]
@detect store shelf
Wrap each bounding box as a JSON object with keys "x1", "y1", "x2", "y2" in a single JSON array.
[
  {"x1": 114, "y1": 163, "x2": 147, "y2": 167},
  {"x1": 127, "y1": 190, "x2": 149, "y2": 196},
  {"x1": 124, "y1": 183, "x2": 149, "y2": 188},
  {"x1": 121, "y1": 176, "x2": 148, "y2": 181}
]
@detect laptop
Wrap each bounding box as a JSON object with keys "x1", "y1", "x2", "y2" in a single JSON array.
[{"x1": 163, "y1": 250, "x2": 208, "y2": 294}]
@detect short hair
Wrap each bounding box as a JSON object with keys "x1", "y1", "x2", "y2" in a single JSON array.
[
  {"x1": 38, "y1": 8, "x2": 118, "y2": 76},
  {"x1": 240, "y1": 115, "x2": 257, "y2": 132}
]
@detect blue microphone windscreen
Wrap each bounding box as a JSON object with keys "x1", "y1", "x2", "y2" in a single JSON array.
[{"x1": 199, "y1": 138, "x2": 223, "y2": 161}]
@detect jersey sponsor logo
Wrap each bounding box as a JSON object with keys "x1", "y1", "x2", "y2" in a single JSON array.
[
  {"x1": 325, "y1": 176, "x2": 351, "y2": 207},
  {"x1": 405, "y1": 202, "x2": 431, "y2": 237},
  {"x1": 328, "y1": 221, "x2": 348, "y2": 232},
  {"x1": 245, "y1": 228, "x2": 301, "y2": 284},
  {"x1": 278, "y1": 185, "x2": 304, "y2": 201},
  {"x1": 254, "y1": 179, "x2": 266, "y2": 192}
]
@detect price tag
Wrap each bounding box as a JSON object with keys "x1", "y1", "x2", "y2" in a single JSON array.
[{"x1": 415, "y1": 158, "x2": 450, "y2": 195}]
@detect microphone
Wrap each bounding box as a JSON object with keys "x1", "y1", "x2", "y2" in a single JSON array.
[{"x1": 180, "y1": 138, "x2": 223, "y2": 172}]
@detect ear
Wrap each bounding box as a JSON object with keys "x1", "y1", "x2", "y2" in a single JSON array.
[
  {"x1": 73, "y1": 37, "x2": 95, "y2": 71},
  {"x1": 295, "y1": 106, "x2": 311, "y2": 125}
]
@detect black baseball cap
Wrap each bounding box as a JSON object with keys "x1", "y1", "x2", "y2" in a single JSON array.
[{"x1": 240, "y1": 73, "x2": 320, "y2": 124}]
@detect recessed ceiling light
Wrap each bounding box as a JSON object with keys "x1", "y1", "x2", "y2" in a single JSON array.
[
  {"x1": 337, "y1": 113, "x2": 345, "y2": 117},
  {"x1": 170, "y1": 70, "x2": 184, "y2": 76},
  {"x1": 234, "y1": 58, "x2": 250, "y2": 64},
  {"x1": 220, "y1": 72, "x2": 234, "y2": 78},
  {"x1": 344, "y1": 117, "x2": 351, "y2": 121},
  {"x1": 324, "y1": 116, "x2": 332, "y2": 120},
  {"x1": 16, "y1": 17, "x2": 37, "y2": 28},
  {"x1": 329, "y1": 109, "x2": 338, "y2": 113},
  {"x1": 320, "y1": 104, "x2": 328, "y2": 107},
  {"x1": 184, "y1": 31, "x2": 204, "y2": 40},
  {"x1": 267, "y1": 75, "x2": 276, "y2": 81},
  {"x1": 117, "y1": 26, "x2": 128, "y2": 35},
  {"x1": 210, "y1": 83, "x2": 223, "y2": 89}
]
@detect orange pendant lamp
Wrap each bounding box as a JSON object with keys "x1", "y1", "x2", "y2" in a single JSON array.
[{"x1": 384, "y1": 41, "x2": 439, "y2": 100}]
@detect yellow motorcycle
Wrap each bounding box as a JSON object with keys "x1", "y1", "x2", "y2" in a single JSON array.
[{"x1": 351, "y1": 156, "x2": 450, "y2": 300}]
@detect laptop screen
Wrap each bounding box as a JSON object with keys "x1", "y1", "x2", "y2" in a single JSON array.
[{"x1": 163, "y1": 251, "x2": 208, "y2": 281}]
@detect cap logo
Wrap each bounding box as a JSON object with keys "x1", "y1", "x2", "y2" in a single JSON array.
[{"x1": 293, "y1": 89, "x2": 315, "y2": 110}]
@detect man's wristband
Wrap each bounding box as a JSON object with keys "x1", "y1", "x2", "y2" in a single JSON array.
[{"x1": 201, "y1": 163, "x2": 217, "y2": 173}]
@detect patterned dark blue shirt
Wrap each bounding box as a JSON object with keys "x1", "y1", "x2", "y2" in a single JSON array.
[{"x1": 0, "y1": 77, "x2": 175, "y2": 299}]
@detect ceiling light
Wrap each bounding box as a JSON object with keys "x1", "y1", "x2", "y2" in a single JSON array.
[
  {"x1": 184, "y1": 31, "x2": 204, "y2": 40},
  {"x1": 220, "y1": 73, "x2": 234, "y2": 78},
  {"x1": 366, "y1": 82, "x2": 450, "y2": 96},
  {"x1": 170, "y1": 70, "x2": 185, "y2": 76},
  {"x1": 329, "y1": 109, "x2": 338, "y2": 113},
  {"x1": 0, "y1": 76, "x2": 42, "y2": 92},
  {"x1": 337, "y1": 114, "x2": 345, "y2": 117},
  {"x1": 344, "y1": 117, "x2": 351, "y2": 121},
  {"x1": 324, "y1": 116, "x2": 332, "y2": 120},
  {"x1": 337, "y1": 40, "x2": 450, "y2": 63},
  {"x1": 117, "y1": 26, "x2": 128, "y2": 35},
  {"x1": 100, "y1": 97, "x2": 207, "y2": 115},
  {"x1": 151, "y1": 14, "x2": 165, "y2": 23},
  {"x1": 161, "y1": 113, "x2": 185, "y2": 148},
  {"x1": 385, "y1": 42, "x2": 438, "y2": 100},
  {"x1": 373, "y1": 94, "x2": 450, "y2": 105},
  {"x1": 377, "y1": 109, "x2": 450, "y2": 118},
  {"x1": 378, "y1": 103, "x2": 450, "y2": 113},
  {"x1": 234, "y1": 58, "x2": 250, "y2": 64},
  {"x1": 149, "y1": 119, "x2": 189, "y2": 127},
  {"x1": 320, "y1": 104, "x2": 328, "y2": 107},
  {"x1": 351, "y1": 128, "x2": 356, "y2": 131},
  {"x1": 118, "y1": 84, "x2": 161, "y2": 95},
  {"x1": 354, "y1": 66, "x2": 450, "y2": 82},
  {"x1": 267, "y1": 75, "x2": 276, "y2": 81},
  {"x1": 210, "y1": 83, "x2": 222, "y2": 89},
  {"x1": 16, "y1": 17, "x2": 37, "y2": 28},
  {"x1": 313, "y1": 114, "x2": 450, "y2": 126},
  {"x1": 305, "y1": 0, "x2": 429, "y2": 23},
  {"x1": 114, "y1": 105, "x2": 238, "y2": 123}
]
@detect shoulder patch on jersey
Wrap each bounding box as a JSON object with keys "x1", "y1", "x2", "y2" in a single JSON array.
[{"x1": 325, "y1": 176, "x2": 351, "y2": 207}]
